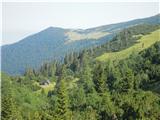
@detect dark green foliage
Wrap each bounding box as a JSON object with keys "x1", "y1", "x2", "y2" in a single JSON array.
[
  {"x1": 118, "y1": 67, "x2": 134, "y2": 92},
  {"x1": 79, "y1": 63, "x2": 95, "y2": 93},
  {"x1": 93, "y1": 63, "x2": 106, "y2": 93},
  {"x1": 1, "y1": 25, "x2": 160, "y2": 119},
  {"x1": 1, "y1": 89, "x2": 20, "y2": 120},
  {"x1": 70, "y1": 85, "x2": 86, "y2": 109},
  {"x1": 99, "y1": 92, "x2": 117, "y2": 120},
  {"x1": 55, "y1": 80, "x2": 70, "y2": 120},
  {"x1": 2, "y1": 41, "x2": 160, "y2": 120},
  {"x1": 1, "y1": 74, "x2": 22, "y2": 120}
]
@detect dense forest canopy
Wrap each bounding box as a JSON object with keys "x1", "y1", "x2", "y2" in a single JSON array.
[{"x1": 1, "y1": 23, "x2": 160, "y2": 120}]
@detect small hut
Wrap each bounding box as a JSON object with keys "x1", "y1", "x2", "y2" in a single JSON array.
[{"x1": 39, "y1": 80, "x2": 50, "y2": 85}]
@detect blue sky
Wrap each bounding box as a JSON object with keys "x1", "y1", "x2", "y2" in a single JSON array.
[{"x1": 1, "y1": 2, "x2": 159, "y2": 45}]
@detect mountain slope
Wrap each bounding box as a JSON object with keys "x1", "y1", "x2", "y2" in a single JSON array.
[
  {"x1": 2, "y1": 14, "x2": 160, "y2": 75},
  {"x1": 86, "y1": 14, "x2": 160, "y2": 33},
  {"x1": 96, "y1": 29, "x2": 160, "y2": 61}
]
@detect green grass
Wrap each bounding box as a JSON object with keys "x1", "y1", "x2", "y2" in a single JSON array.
[
  {"x1": 96, "y1": 29, "x2": 160, "y2": 62},
  {"x1": 65, "y1": 31, "x2": 109, "y2": 43}
]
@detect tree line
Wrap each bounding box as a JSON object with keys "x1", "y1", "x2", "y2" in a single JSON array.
[{"x1": 1, "y1": 24, "x2": 160, "y2": 120}]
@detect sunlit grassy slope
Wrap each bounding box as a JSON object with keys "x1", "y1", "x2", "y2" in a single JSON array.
[
  {"x1": 65, "y1": 31, "x2": 109, "y2": 43},
  {"x1": 96, "y1": 29, "x2": 160, "y2": 62}
]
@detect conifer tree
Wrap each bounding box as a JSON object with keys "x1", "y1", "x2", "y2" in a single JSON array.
[
  {"x1": 1, "y1": 88, "x2": 20, "y2": 120},
  {"x1": 93, "y1": 63, "x2": 106, "y2": 94},
  {"x1": 56, "y1": 79, "x2": 69, "y2": 120},
  {"x1": 80, "y1": 62, "x2": 94, "y2": 93},
  {"x1": 59, "y1": 64, "x2": 67, "y2": 80},
  {"x1": 122, "y1": 68, "x2": 134, "y2": 92}
]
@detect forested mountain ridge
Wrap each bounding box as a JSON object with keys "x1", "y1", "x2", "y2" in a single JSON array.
[
  {"x1": 2, "y1": 14, "x2": 160, "y2": 75},
  {"x1": 1, "y1": 42, "x2": 160, "y2": 120},
  {"x1": 85, "y1": 14, "x2": 160, "y2": 33},
  {"x1": 1, "y1": 22, "x2": 160, "y2": 119}
]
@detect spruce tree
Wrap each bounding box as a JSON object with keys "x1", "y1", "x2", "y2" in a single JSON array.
[
  {"x1": 1, "y1": 88, "x2": 20, "y2": 120},
  {"x1": 122, "y1": 68, "x2": 134, "y2": 92},
  {"x1": 59, "y1": 64, "x2": 67, "y2": 80},
  {"x1": 93, "y1": 63, "x2": 106, "y2": 94},
  {"x1": 80, "y1": 62, "x2": 94, "y2": 93},
  {"x1": 56, "y1": 79, "x2": 69, "y2": 120}
]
